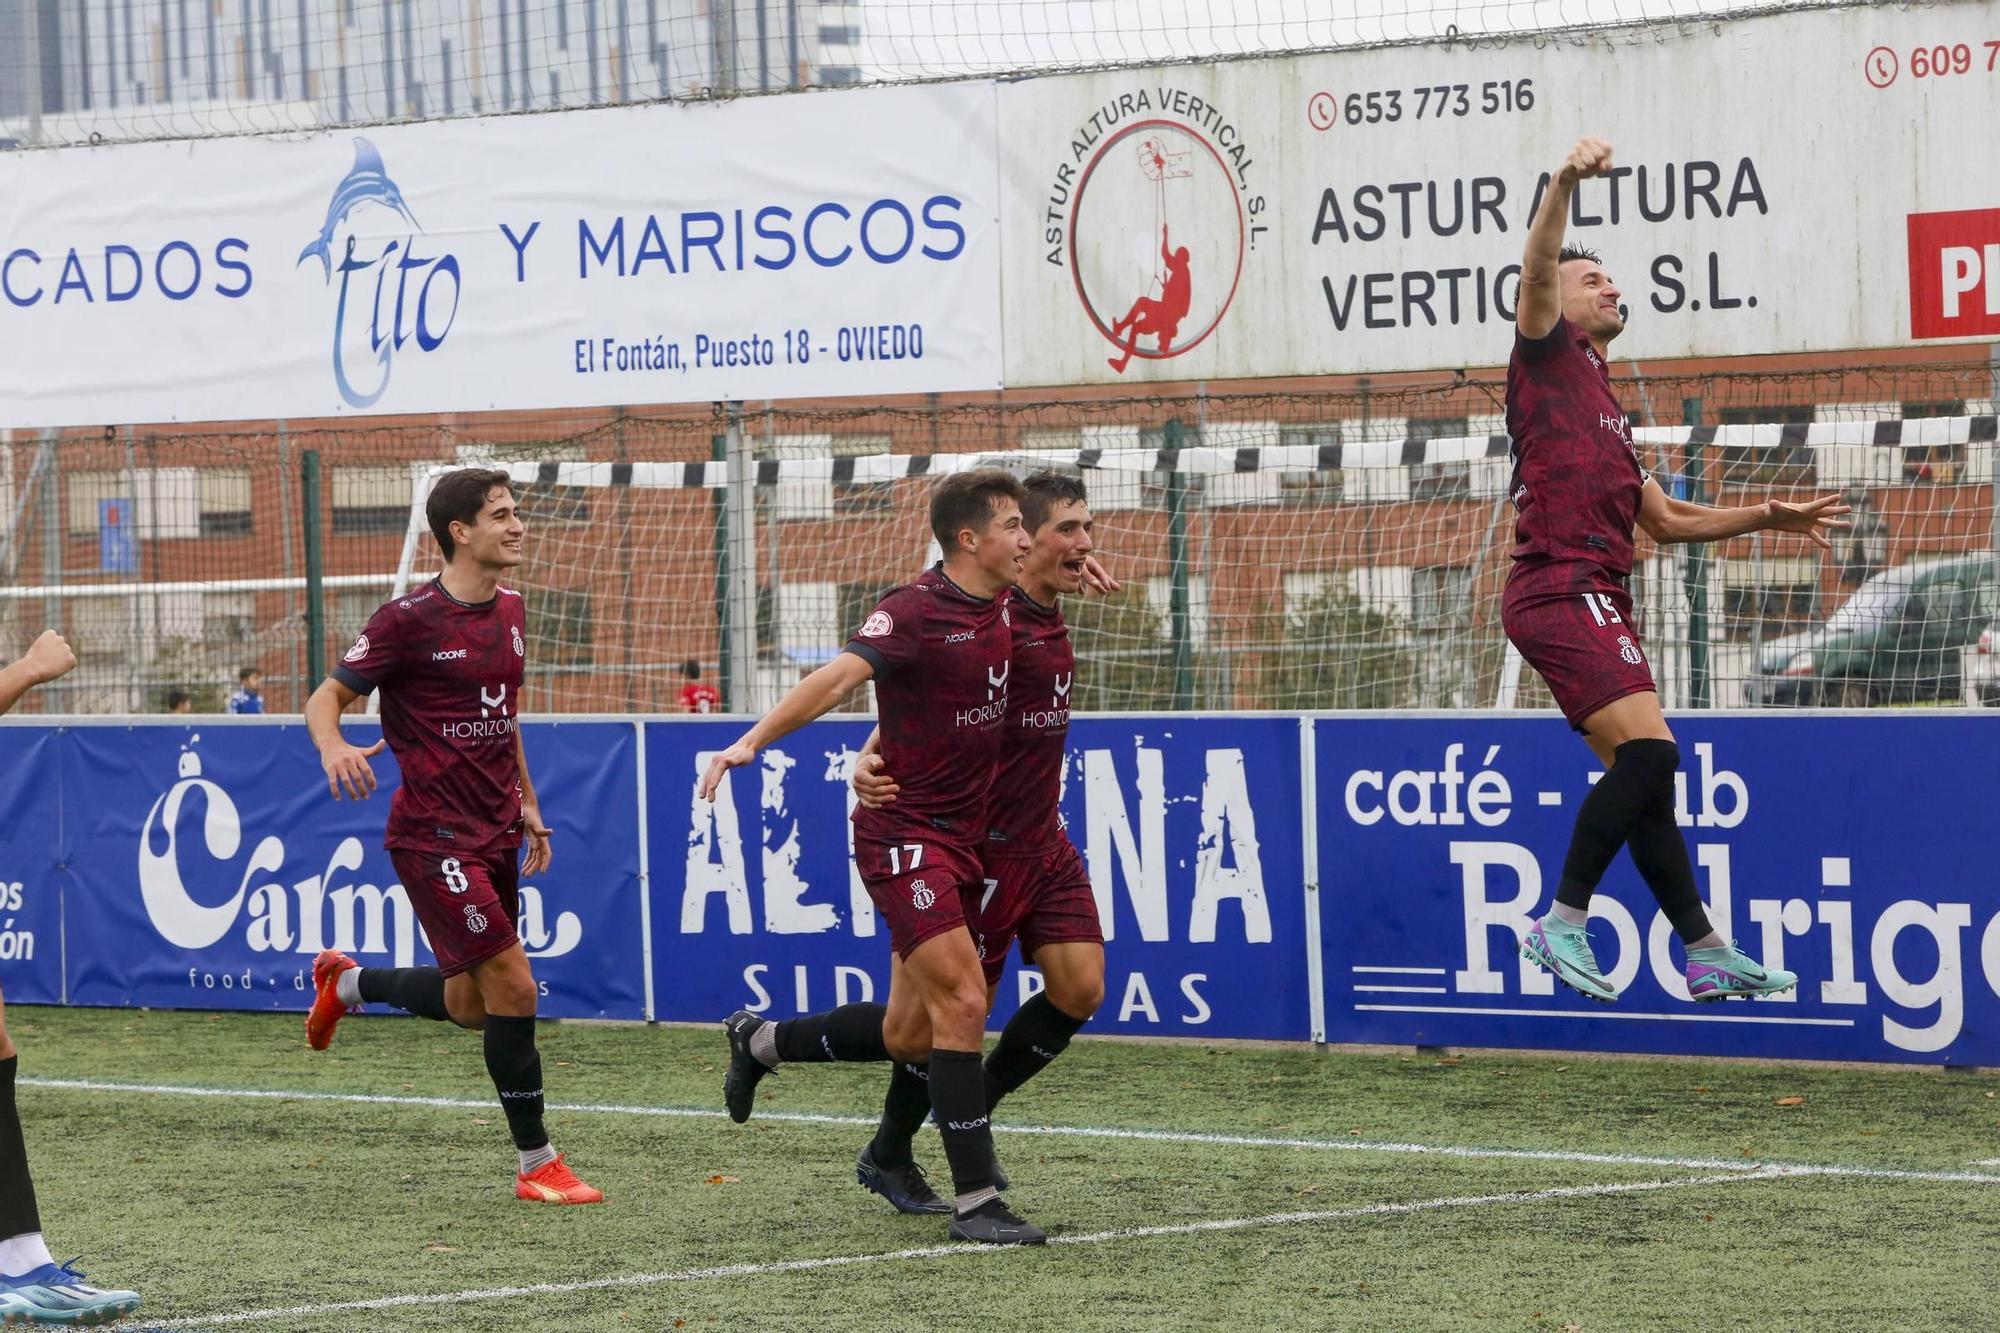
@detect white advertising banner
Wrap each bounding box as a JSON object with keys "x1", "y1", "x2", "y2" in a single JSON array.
[
  {"x1": 998, "y1": 6, "x2": 2000, "y2": 387},
  {"x1": 0, "y1": 82, "x2": 1002, "y2": 428}
]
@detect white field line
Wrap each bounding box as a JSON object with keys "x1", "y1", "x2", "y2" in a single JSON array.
[
  {"x1": 152, "y1": 1170, "x2": 1785, "y2": 1328},
  {"x1": 24, "y1": 1075, "x2": 2000, "y2": 1188}
]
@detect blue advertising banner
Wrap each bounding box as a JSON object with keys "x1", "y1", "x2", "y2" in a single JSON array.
[
  {"x1": 649, "y1": 715, "x2": 1308, "y2": 1040},
  {"x1": 0, "y1": 726, "x2": 65, "y2": 1003},
  {"x1": 41, "y1": 720, "x2": 645, "y2": 1019},
  {"x1": 1315, "y1": 716, "x2": 2000, "y2": 1065}
]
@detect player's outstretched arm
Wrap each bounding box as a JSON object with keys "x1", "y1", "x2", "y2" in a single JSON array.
[
  {"x1": 1639, "y1": 483, "x2": 1851, "y2": 548},
  {"x1": 0, "y1": 629, "x2": 76, "y2": 717},
  {"x1": 699, "y1": 652, "x2": 875, "y2": 801},
  {"x1": 306, "y1": 677, "x2": 386, "y2": 800},
  {"x1": 1518, "y1": 136, "x2": 1613, "y2": 340}
]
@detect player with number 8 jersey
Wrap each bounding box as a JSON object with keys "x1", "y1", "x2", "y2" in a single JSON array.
[{"x1": 302, "y1": 468, "x2": 602, "y2": 1205}]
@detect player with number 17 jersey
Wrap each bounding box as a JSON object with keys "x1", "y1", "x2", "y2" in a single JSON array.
[{"x1": 843, "y1": 565, "x2": 1014, "y2": 959}]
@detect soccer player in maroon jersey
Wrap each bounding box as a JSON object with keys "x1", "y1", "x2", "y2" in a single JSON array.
[
  {"x1": 699, "y1": 469, "x2": 1043, "y2": 1244},
  {"x1": 0, "y1": 630, "x2": 144, "y2": 1327},
  {"x1": 1507, "y1": 136, "x2": 1846, "y2": 1004},
  {"x1": 302, "y1": 468, "x2": 603, "y2": 1205},
  {"x1": 844, "y1": 471, "x2": 1105, "y2": 1200}
]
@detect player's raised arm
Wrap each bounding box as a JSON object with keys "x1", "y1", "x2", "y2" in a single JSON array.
[
  {"x1": 0, "y1": 630, "x2": 77, "y2": 717},
  {"x1": 1518, "y1": 136, "x2": 1613, "y2": 340},
  {"x1": 698, "y1": 651, "x2": 875, "y2": 801},
  {"x1": 306, "y1": 676, "x2": 386, "y2": 800},
  {"x1": 1638, "y1": 483, "x2": 1851, "y2": 548}
]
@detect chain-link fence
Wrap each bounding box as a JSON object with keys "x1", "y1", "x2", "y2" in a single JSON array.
[
  {"x1": 0, "y1": 0, "x2": 1918, "y2": 149},
  {"x1": 3, "y1": 353, "x2": 1992, "y2": 715}
]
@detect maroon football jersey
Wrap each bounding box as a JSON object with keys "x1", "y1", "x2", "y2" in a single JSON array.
[
  {"x1": 843, "y1": 564, "x2": 1012, "y2": 840},
  {"x1": 985, "y1": 590, "x2": 1073, "y2": 853},
  {"x1": 332, "y1": 578, "x2": 526, "y2": 854},
  {"x1": 1504, "y1": 316, "x2": 1651, "y2": 579}
]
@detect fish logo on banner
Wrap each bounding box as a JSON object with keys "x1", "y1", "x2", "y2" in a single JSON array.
[{"x1": 297, "y1": 137, "x2": 462, "y2": 409}]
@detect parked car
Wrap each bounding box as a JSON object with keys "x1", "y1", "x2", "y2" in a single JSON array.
[
  {"x1": 1965, "y1": 623, "x2": 1999, "y2": 705},
  {"x1": 1743, "y1": 553, "x2": 1995, "y2": 706}
]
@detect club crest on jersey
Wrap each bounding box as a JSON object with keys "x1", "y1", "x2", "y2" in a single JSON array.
[
  {"x1": 860, "y1": 610, "x2": 893, "y2": 638},
  {"x1": 1618, "y1": 634, "x2": 1644, "y2": 665},
  {"x1": 343, "y1": 634, "x2": 370, "y2": 663},
  {"x1": 910, "y1": 879, "x2": 934, "y2": 911},
  {"x1": 511, "y1": 624, "x2": 525, "y2": 658}
]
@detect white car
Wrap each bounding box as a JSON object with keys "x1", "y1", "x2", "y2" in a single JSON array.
[{"x1": 1964, "y1": 624, "x2": 1999, "y2": 705}]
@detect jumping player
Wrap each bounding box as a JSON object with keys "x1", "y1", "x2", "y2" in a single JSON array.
[
  {"x1": 700, "y1": 470, "x2": 1042, "y2": 1245},
  {"x1": 1506, "y1": 136, "x2": 1846, "y2": 1004},
  {"x1": 303, "y1": 468, "x2": 602, "y2": 1205},
  {"x1": 723, "y1": 472, "x2": 1110, "y2": 1216},
  {"x1": 0, "y1": 632, "x2": 144, "y2": 1327}
]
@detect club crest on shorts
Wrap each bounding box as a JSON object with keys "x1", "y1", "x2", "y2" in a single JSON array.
[
  {"x1": 860, "y1": 610, "x2": 893, "y2": 638},
  {"x1": 1617, "y1": 634, "x2": 1644, "y2": 666},
  {"x1": 463, "y1": 902, "x2": 489, "y2": 934},
  {"x1": 910, "y1": 878, "x2": 934, "y2": 911}
]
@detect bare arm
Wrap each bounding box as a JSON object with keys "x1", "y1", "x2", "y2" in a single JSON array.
[
  {"x1": 698, "y1": 652, "x2": 875, "y2": 800},
  {"x1": 1517, "y1": 137, "x2": 1614, "y2": 340},
  {"x1": 306, "y1": 677, "x2": 387, "y2": 799},
  {"x1": 1638, "y1": 483, "x2": 1850, "y2": 548},
  {"x1": 515, "y1": 703, "x2": 553, "y2": 875},
  {"x1": 0, "y1": 630, "x2": 76, "y2": 717}
]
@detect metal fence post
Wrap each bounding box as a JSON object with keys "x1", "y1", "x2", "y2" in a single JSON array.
[
  {"x1": 1681, "y1": 396, "x2": 1710, "y2": 708},
  {"x1": 711, "y1": 433, "x2": 731, "y2": 709},
  {"x1": 301, "y1": 449, "x2": 326, "y2": 689},
  {"x1": 1163, "y1": 419, "x2": 1194, "y2": 710}
]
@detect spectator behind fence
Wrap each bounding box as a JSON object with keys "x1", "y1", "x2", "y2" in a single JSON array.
[
  {"x1": 678, "y1": 659, "x2": 721, "y2": 714},
  {"x1": 228, "y1": 667, "x2": 265, "y2": 714},
  {"x1": 166, "y1": 690, "x2": 192, "y2": 714}
]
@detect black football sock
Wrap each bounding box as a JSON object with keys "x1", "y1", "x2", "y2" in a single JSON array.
[
  {"x1": 1554, "y1": 738, "x2": 1682, "y2": 913},
  {"x1": 928, "y1": 1048, "x2": 997, "y2": 1208},
  {"x1": 984, "y1": 993, "x2": 1088, "y2": 1112},
  {"x1": 869, "y1": 1060, "x2": 932, "y2": 1167},
  {"x1": 1626, "y1": 792, "x2": 1716, "y2": 946},
  {"x1": 771, "y1": 1003, "x2": 889, "y2": 1064},
  {"x1": 357, "y1": 967, "x2": 451, "y2": 1022},
  {"x1": 0, "y1": 1057, "x2": 41, "y2": 1244},
  {"x1": 482, "y1": 1015, "x2": 549, "y2": 1153}
]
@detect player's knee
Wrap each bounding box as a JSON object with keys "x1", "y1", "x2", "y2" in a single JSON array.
[
  {"x1": 1047, "y1": 971, "x2": 1105, "y2": 1021},
  {"x1": 1614, "y1": 737, "x2": 1680, "y2": 788},
  {"x1": 883, "y1": 1008, "x2": 931, "y2": 1061},
  {"x1": 928, "y1": 979, "x2": 989, "y2": 1043}
]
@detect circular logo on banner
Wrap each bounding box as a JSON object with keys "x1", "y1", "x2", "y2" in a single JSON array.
[
  {"x1": 343, "y1": 634, "x2": 370, "y2": 663},
  {"x1": 1069, "y1": 117, "x2": 1249, "y2": 374},
  {"x1": 860, "y1": 610, "x2": 894, "y2": 638}
]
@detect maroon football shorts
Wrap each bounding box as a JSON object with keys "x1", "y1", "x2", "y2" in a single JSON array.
[
  {"x1": 1503, "y1": 562, "x2": 1657, "y2": 731},
  {"x1": 971, "y1": 840, "x2": 1105, "y2": 987},
  {"x1": 389, "y1": 846, "x2": 521, "y2": 978},
  {"x1": 855, "y1": 830, "x2": 984, "y2": 961}
]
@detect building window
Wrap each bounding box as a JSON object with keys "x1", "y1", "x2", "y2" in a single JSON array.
[
  {"x1": 199, "y1": 469, "x2": 253, "y2": 537},
  {"x1": 1715, "y1": 406, "x2": 1816, "y2": 486},
  {"x1": 1408, "y1": 416, "x2": 1472, "y2": 500},
  {"x1": 528, "y1": 588, "x2": 594, "y2": 668},
  {"x1": 332, "y1": 467, "x2": 409, "y2": 536},
  {"x1": 1278, "y1": 422, "x2": 1344, "y2": 500},
  {"x1": 1900, "y1": 400, "x2": 1969, "y2": 484},
  {"x1": 1411, "y1": 566, "x2": 1475, "y2": 631},
  {"x1": 1721, "y1": 555, "x2": 1818, "y2": 638},
  {"x1": 831, "y1": 433, "x2": 895, "y2": 515},
  {"x1": 1143, "y1": 574, "x2": 1209, "y2": 647}
]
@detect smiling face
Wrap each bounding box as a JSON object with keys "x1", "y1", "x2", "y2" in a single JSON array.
[
  {"x1": 1024, "y1": 498, "x2": 1095, "y2": 599},
  {"x1": 962, "y1": 498, "x2": 1031, "y2": 592},
  {"x1": 1558, "y1": 257, "x2": 1625, "y2": 345},
  {"x1": 450, "y1": 484, "x2": 526, "y2": 573}
]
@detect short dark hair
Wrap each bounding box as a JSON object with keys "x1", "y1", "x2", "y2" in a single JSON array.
[
  {"x1": 428, "y1": 467, "x2": 516, "y2": 562},
  {"x1": 1558, "y1": 244, "x2": 1603, "y2": 267},
  {"x1": 929, "y1": 469, "x2": 1026, "y2": 553},
  {"x1": 238, "y1": 666, "x2": 261, "y2": 684},
  {"x1": 1021, "y1": 470, "x2": 1089, "y2": 533},
  {"x1": 166, "y1": 689, "x2": 191, "y2": 709},
  {"x1": 682, "y1": 658, "x2": 701, "y2": 680}
]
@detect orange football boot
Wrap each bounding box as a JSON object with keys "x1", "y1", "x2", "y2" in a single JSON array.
[
  {"x1": 304, "y1": 948, "x2": 359, "y2": 1050},
  {"x1": 515, "y1": 1155, "x2": 605, "y2": 1205}
]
